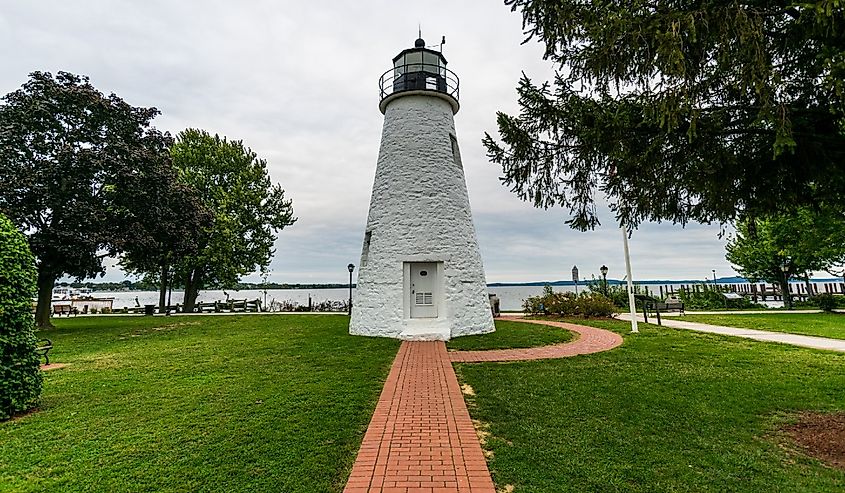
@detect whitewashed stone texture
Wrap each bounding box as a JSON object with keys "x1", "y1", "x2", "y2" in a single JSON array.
[{"x1": 349, "y1": 92, "x2": 495, "y2": 340}]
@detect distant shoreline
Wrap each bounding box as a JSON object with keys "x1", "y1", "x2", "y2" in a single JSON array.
[{"x1": 60, "y1": 276, "x2": 845, "y2": 292}]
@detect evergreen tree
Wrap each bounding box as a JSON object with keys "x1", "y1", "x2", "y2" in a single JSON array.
[{"x1": 485, "y1": 1, "x2": 845, "y2": 230}]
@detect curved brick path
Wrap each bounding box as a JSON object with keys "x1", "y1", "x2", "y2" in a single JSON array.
[
  {"x1": 449, "y1": 317, "x2": 623, "y2": 363},
  {"x1": 344, "y1": 318, "x2": 622, "y2": 492}
]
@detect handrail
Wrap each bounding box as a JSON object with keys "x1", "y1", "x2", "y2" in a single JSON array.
[{"x1": 379, "y1": 62, "x2": 459, "y2": 102}]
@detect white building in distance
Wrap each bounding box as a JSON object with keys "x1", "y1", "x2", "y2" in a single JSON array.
[{"x1": 349, "y1": 36, "x2": 495, "y2": 341}]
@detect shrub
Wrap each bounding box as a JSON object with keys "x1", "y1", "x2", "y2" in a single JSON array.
[
  {"x1": 101, "y1": 307, "x2": 112, "y2": 314},
  {"x1": 0, "y1": 213, "x2": 42, "y2": 420},
  {"x1": 90, "y1": 308, "x2": 98, "y2": 314},
  {"x1": 523, "y1": 285, "x2": 616, "y2": 317},
  {"x1": 812, "y1": 293, "x2": 838, "y2": 312}
]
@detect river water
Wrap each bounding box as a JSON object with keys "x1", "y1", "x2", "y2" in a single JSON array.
[
  {"x1": 97, "y1": 286, "x2": 547, "y2": 312},
  {"x1": 91, "y1": 279, "x2": 842, "y2": 312}
]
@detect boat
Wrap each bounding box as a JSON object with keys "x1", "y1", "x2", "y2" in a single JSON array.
[{"x1": 49, "y1": 287, "x2": 114, "y2": 314}]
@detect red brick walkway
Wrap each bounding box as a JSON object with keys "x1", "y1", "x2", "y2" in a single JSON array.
[
  {"x1": 344, "y1": 341, "x2": 494, "y2": 493},
  {"x1": 344, "y1": 319, "x2": 622, "y2": 492},
  {"x1": 449, "y1": 318, "x2": 623, "y2": 363}
]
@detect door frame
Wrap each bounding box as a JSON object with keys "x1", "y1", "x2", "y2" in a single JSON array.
[{"x1": 402, "y1": 259, "x2": 445, "y2": 320}]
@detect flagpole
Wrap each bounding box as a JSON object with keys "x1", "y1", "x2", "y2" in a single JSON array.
[{"x1": 621, "y1": 225, "x2": 639, "y2": 333}]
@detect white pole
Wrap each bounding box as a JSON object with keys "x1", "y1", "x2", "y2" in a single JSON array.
[{"x1": 621, "y1": 225, "x2": 639, "y2": 333}]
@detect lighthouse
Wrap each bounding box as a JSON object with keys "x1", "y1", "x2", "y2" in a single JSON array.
[{"x1": 349, "y1": 36, "x2": 495, "y2": 341}]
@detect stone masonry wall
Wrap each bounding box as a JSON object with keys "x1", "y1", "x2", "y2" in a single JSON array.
[{"x1": 349, "y1": 94, "x2": 494, "y2": 339}]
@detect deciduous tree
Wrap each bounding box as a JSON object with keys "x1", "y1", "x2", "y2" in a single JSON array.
[
  {"x1": 119, "y1": 173, "x2": 213, "y2": 313},
  {"x1": 484, "y1": 1, "x2": 845, "y2": 230},
  {"x1": 170, "y1": 129, "x2": 296, "y2": 312},
  {"x1": 725, "y1": 208, "x2": 845, "y2": 309},
  {"x1": 0, "y1": 72, "x2": 173, "y2": 327}
]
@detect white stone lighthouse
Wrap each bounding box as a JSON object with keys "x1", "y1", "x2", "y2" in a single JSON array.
[{"x1": 349, "y1": 36, "x2": 495, "y2": 341}]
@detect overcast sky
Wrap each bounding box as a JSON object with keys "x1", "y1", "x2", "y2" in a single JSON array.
[{"x1": 2, "y1": 0, "x2": 745, "y2": 284}]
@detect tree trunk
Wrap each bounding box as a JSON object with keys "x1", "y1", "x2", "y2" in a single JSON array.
[
  {"x1": 803, "y1": 274, "x2": 813, "y2": 300},
  {"x1": 181, "y1": 268, "x2": 202, "y2": 313},
  {"x1": 158, "y1": 263, "x2": 168, "y2": 313},
  {"x1": 35, "y1": 269, "x2": 56, "y2": 329},
  {"x1": 779, "y1": 275, "x2": 793, "y2": 310}
]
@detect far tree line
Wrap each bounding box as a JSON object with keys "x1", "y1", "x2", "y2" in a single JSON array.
[
  {"x1": 0, "y1": 72, "x2": 296, "y2": 328},
  {"x1": 58, "y1": 280, "x2": 352, "y2": 292}
]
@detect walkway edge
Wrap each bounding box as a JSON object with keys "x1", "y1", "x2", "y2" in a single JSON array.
[
  {"x1": 616, "y1": 313, "x2": 845, "y2": 353},
  {"x1": 449, "y1": 317, "x2": 623, "y2": 363}
]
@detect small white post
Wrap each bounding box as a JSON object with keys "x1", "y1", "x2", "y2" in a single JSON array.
[{"x1": 621, "y1": 225, "x2": 639, "y2": 333}]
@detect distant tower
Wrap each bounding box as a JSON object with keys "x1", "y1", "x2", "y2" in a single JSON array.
[{"x1": 349, "y1": 36, "x2": 495, "y2": 340}]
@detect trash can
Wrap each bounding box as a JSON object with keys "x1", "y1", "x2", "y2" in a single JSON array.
[
  {"x1": 488, "y1": 293, "x2": 501, "y2": 317},
  {"x1": 144, "y1": 304, "x2": 156, "y2": 316}
]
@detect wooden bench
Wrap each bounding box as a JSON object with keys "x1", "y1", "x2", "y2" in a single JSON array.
[
  {"x1": 633, "y1": 294, "x2": 684, "y2": 326},
  {"x1": 53, "y1": 304, "x2": 74, "y2": 317},
  {"x1": 35, "y1": 338, "x2": 53, "y2": 365},
  {"x1": 196, "y1": 301, "x2": 219, "y2": 313}
]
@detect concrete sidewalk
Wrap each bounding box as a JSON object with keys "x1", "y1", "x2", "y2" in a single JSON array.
[
  {"x1": 661, "y1": 309, "x2": 824, "y2": 316},
  {"x1": 616, "y1": 313, "x2": 845, "y2": 353}
]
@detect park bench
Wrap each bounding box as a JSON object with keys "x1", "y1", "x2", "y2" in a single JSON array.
[
  {"x1": 35, "y1": 338, "x2": 53, "y2": 365},
  {"x1": 52, "y1": 304, "x2": 74, "y2": 317},
  {"x1": 245, "y1": 299, "x2": 261, "y2": 312},
  {"x1": 633, "y1": 294, "x2": 684, "y2": 326},
  {"x1": 229, "y1": 299, "x2": 247, "y2": 312},
  {"x1": 196, "y1": 301, "x2": 219, "y2": 313}
]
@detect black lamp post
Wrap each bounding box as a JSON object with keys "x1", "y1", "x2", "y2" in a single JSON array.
[
  {"x1": 347, "y1": 263, "x2": 355, "y2": 316},
  {"x1": 600, "y1": 264, "x2": 609, "y2": 296}
]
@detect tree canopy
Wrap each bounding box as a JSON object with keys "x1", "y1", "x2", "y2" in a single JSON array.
[
  {"x1": 169, "y1": 129, "x2": 296, "y2": 312},
  {"x1": 0, "y1": 71, "x2": 174, "y2": 327},
  {"x1": 484, "y1": 1, "x2": 845, "y2": 230},
  {"x1": 119, "y1": 165, "x2": 213, "y2": 312},
  {"x1": 725, "y1": 207, "x2": 845, "y2": 308}
]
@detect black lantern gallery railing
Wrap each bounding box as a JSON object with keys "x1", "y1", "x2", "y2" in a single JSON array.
[{"x1": 379, "y1": 62, "x2": 460, "y2": 102}]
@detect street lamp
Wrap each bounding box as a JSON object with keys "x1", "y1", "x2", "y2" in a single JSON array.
[
  {"x1": 600, "y1": 264, "x2": 609, "y2": 296},
  {"x1": 712, "y1": 269, "x2": 717, "y2": 289},
  {"x1": 572, "y1": 265, "x2": 579, "y2": 295},
  {"x1": 347, "y1": 263, "x2": 355, "y2": 316}
]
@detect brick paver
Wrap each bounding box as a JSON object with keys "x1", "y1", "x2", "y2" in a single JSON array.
[
  {"x1": 344, "y1": 318, "x2": 622, "y2": 492},
  {"x1": 449, "y1": 317, "x2": 623, "y2": 363},
  {"x1": 344, "y1": 341, "x2": 495, "y2": 493}
]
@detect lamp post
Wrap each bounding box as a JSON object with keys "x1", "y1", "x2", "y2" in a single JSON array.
[
  {"x1": 572, "y1": 265, "x2": 579, "y2": 295},
  {"x1": 600, "y1": 264, "x2": 609, "y2": 296},
  {"x1": 712, "y1": 269, "x2": 717, "y2": 289},
  {"x1": 347, "y1": 263, "x2": 355, "y2": 316}
]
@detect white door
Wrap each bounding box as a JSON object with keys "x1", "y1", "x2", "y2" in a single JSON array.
[{"x1": 410, "y1": 262, "x2": 437, "y2": 318}]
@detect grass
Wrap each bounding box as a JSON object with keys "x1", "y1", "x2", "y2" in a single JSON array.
[
  {"x1": 447, "y1": 319, "x2": 574, "y2": 351},
  {"x1": 682, "y1": 312, "x2": 845, "y2": 340},
  {"x1": 0, "y1": 315, "x2": 400, "y2": 493},
  {"x1": 455, "y1": 317, "x2": 845, "y2": 492}
]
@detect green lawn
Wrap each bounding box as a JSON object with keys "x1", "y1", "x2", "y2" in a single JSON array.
[
  {"x1": 683, "y1": 312, "x2": 845, "y2": 340},
  {"x1": 0, "y1": 315, "x2": 400, "y2": 493},
  {"x1": 455, "y1": 318, "x2": 845, "y2": 492},
  {"x1": 447, "y1": 319, "x2": 574, "y2": 351}
]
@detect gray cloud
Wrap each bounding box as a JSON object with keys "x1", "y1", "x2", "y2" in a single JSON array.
[{"x1": 4, "y1": 1, "x2": 745, "y2": 284}]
